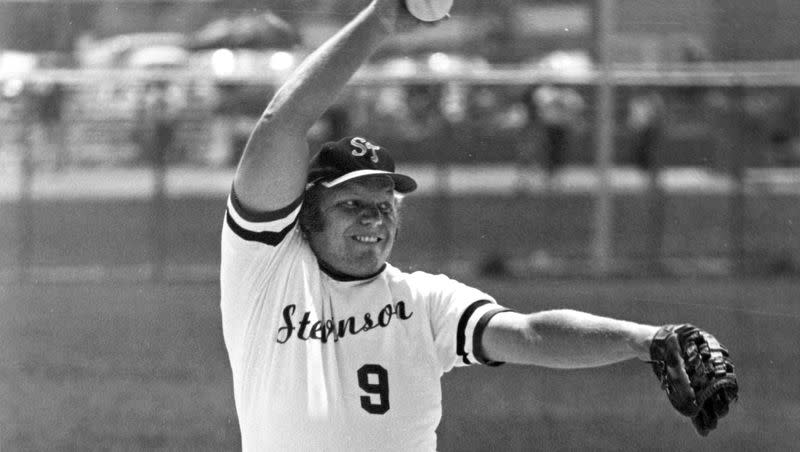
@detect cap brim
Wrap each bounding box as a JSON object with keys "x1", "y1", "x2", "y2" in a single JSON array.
[{"x1": 319, "y1": 169, "x2": 417, "y2": 193}]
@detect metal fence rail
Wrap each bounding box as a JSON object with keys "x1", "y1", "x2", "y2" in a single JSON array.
[{"x1": 2, "y1": 67, "x2": 800, "y2": 281}]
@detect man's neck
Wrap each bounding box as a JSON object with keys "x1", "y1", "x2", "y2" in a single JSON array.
[{"x1": 317, "y1": 258, "x2": 386, "y2": 282}]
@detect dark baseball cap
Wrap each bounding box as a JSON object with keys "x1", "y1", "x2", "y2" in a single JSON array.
[{"x1": 307, "y1": 136, "x2": 417, "y2": 193}]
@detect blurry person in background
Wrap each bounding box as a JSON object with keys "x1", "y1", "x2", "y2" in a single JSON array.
[
  {"x1": 133, "y1": 79, "x2": 186, "y2": 166},
  {"x1": 32, "y1": 81, "x2": 67, "y2": 171},
  {"x1": 515, "y1": 85, "x2": 547, "y2": 193},
  {"x1": 1, "y1": 78, "x2": 30, "y2": 166},
  {"x1": 402, "y1": 83, "x2": 447, "y2": 140},
  {"x1": 626, "y1": 89, "x2": 666, "y2": 177},
  {"x1": 766, "y1": 92, "x2": 800, "y2": 167},
  {"x1": 626, "y1": 88, "x2": 668, "y2": 267},
  {"x1": 530, "y1": 84, "x2": 585, "y2": 183},
  {"x1": 462, "y1": 85, "x2": 502, "y2": 132},
  {"x1": 396, "y1": 83, "x2": 451, "y2": 161},
  {"x1": 460, "y1": 85, "x2": 527, "y2": 165}
]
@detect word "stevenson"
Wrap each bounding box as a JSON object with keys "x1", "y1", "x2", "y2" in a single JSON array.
[{"x1": 276, "y1": 301, "x2": 413, "y2": 344}]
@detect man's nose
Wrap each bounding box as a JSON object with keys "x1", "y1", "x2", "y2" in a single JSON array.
[{"x1": 359, "y1": 205, "x2": 383, "y2": 225}]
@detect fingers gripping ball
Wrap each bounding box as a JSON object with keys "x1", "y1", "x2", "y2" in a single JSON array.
[
  {"x1": 649, "y1": 324, "x2": 739, "y2": 436},
  {"x1": 404, "y1": 0, "x2": 453, "y2": 22}
]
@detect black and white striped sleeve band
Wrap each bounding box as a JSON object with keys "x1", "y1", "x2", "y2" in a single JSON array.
[
  {"x1": 225, "y1": 188, "x2": 302, "y2": 246},
  {"x1": 456, "y1": 300, "x2": 513, "y2": 366}
]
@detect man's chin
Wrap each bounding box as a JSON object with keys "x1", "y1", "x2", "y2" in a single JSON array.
[
  {"x1": 348, "y1": 258, "x2": 386, "y2": 277},
  {"x1": 318, "y1": 254, "x2": 387, "y2": 279}
]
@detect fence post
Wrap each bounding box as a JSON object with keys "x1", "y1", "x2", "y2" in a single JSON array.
[
  {"x1": 151, "y1": 150, "x2": 167, "y2": 282},
  {"x1": 433, "y1": 117, "x2": 453, "y2": 274},
  {"x1": 729, "y1": 86, "x2": 747, "y2": 274},
  {"x1": 18, "y1": 114, "x2": 34, "y2": 282},
  {"x1": 646, "y1": 164, "x2": 666, "y2": 270},
  {"x1": 147, "y1": 82, "x2": 175, "y2": 283}
]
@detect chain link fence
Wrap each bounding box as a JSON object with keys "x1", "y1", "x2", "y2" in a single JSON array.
[{"x1": 2, "y1": 67, "x2": 800, "y2": 281}]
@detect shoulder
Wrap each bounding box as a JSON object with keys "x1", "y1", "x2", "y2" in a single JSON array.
[
  {"x1": 384, "y1": 265, "x2": 446, "y2": 286},
  {"x1": 383, "y1": 265, "x2": 488, "y2": 300}
]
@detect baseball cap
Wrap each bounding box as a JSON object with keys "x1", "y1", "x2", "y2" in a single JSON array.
[{"x1": 307, "y1": 136, "x2": 417, "y2": 193}]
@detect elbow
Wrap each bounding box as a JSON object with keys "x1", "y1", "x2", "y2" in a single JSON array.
[{"x1": 520, "y1": 315, "x2": 544, "y2": 347}]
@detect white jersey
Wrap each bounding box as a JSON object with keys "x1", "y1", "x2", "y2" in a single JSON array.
[{"x1": 220, "y1": 191, "x2": 509, "y2": 451}]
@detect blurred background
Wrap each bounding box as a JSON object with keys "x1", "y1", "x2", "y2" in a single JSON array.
[
  {"x1": 2, "y1": 0, "x2": 800, "y2": 278},
  {"x1": 1, "y1": 1, "x2": 799, "y2": 451}
]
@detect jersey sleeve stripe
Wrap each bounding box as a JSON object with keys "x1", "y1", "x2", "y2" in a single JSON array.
[
  {"x1": 229, "y1": 187, "x2": 303, "y2": 223},
  {"x1": 226, "y1": 195, "x2": 302, "y2": 234},
  {"x1": 456, "y1": 300, "x2": 496, "y2": 365},
  {"x1": 225, "y1": 210, "x2": 297, "y2": 245},
  {"x1": 472, "y1": 308, "x2": 513, "y2": 366}
]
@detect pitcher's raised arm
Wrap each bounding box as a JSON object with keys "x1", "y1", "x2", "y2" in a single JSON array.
[{"x1": 232, "y1": 0, "x2": 419, "y2": 212}]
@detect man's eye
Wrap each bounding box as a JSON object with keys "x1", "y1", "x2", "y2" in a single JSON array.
[
  {"x1": 378, "y1": 203, "x2": 393, "y2": 213},
  {"x1": 341, "y1": 200, "x2": 359, "y2": 209}
]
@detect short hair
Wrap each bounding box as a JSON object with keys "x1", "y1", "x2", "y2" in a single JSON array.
[{"x1": 299, "y1": 184, "x2": 327, "y2": 236}]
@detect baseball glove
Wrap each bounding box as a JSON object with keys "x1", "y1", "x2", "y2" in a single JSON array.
[{"x1": 649, "y1": 324, "x2": 738, "y2": 436}]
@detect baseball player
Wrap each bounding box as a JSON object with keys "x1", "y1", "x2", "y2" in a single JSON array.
[{"x1": 219, "y1": 1, "x2": 737, "y2": 450}]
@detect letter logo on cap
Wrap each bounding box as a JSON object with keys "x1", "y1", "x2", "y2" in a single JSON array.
[{"x1": 350, "y1": 137, "x2": 380, "y2": 163}]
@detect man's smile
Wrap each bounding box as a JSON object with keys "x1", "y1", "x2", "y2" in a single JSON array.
[{"x1": 352, "y1": 235, "x2": 382, "y2": 244}]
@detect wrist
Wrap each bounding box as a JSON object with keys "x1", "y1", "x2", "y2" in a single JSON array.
[{"x1": 632, "y1": 324, "x2": 660, "y2": 361}]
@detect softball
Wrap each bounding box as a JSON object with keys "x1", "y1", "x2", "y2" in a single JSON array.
[{"x1": 404, "y1": 0, "x2": 453, "y2": 22}]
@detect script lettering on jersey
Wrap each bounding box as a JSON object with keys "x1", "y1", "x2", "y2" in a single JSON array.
[{"x1": 276, "y1": 301, "x2": 413, "y2": 344}]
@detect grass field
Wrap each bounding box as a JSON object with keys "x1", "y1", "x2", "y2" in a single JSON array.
[{"x1": 1, "y1": 277, "x2": 798, "y2": 451}]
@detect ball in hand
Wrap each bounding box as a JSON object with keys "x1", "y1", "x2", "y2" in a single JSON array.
[{"x1": 404, "y1": 0, "x2": 453, "y2": 22}]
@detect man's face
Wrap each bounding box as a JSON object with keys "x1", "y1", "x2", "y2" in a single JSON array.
[{"x1": 308, "y1": 176, "x2": 398, "y2": 278}]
